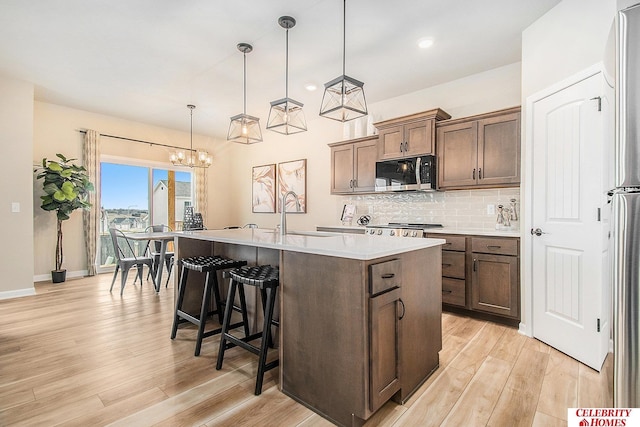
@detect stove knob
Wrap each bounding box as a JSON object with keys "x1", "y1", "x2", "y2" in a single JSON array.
[
  {"x1": 390, "y1": 230, "x2": 395, "y2": 236},
  {"x1": 402, "y1": 230, "x2": 409, "y2": 237},
  {"x1": 377, "y1": 229, "x2": 383, "y2": 235},
  {"x1": 412, "y1": 230, "x2": 418, "y2": 237},
  {"x1": 368, "y1": 229, "x2": 374, "y2": 235}
]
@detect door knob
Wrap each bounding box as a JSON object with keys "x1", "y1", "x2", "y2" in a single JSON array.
[{"x1": 530, "y1": 227, "x2": 547, "y2": 236}]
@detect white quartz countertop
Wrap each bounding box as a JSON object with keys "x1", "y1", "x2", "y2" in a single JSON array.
[{"x1": 175, "y1": 228, "x2": 445, "y2": 260}]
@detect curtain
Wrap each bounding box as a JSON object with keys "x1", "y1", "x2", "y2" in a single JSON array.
[
  {"x1": 83, "y1": 130, "x2": 100, "y2": 276},
  {"x1": 195, "y1": 166, "x2": 208, "y2": 222}
]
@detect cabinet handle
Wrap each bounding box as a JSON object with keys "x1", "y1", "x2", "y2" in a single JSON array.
[
  {"x1": 353, "y1": 179, "x2": 357, "y2": 188},
  {"x1": 442, "y1": 289, "x2": 453, "y2": 294},
  {"x1": 404, "y1": 141, "x2": 409, "y2": 152},
  {"x1": 398, "y1": 298, "x2": 406, "y2": 320},
  {"x1": 487, "y1": 245, "x2": 501, "y2": 250},
  {"x1": 473, "y1": 258, "x2": 477, "y2": 271},
  {"x1": 442, "y1": 263, "x2": 452, "y2": 267},
  {"x1": 444, "y1": 242, "x2": 452, "y2": 246},
  {"x1": 381, "y1": 273, "x2": 395, "y2": 279},
  {"x1": 400, "y1": 142, "x2": 404, "y2": 152},
  {"x1": 479, "y1": 168, "x2": 482, "y2": 179},
  {"x1": 472, "y1": 168, "x2": 476, "y2": 179},
  {"x1": 349, "y1": 179, "x2": 353, "y2": 188}
]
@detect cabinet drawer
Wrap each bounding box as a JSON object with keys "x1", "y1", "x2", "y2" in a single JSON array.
[
  {"x1": 442, "y1": 278, "x2": 465, "y2": 307},
  {"x1": 438, "y1": 234, "x2": 466, "y2": 251},
  {"x1": 442, "y1": 251, "x2": 465, "y2": 279},
  {"x1": 370, "y1": 259, "x2": 402, "y2": 295},
  {"x1": 471, "y1": 237, "x2": 518, "y2": 256}
]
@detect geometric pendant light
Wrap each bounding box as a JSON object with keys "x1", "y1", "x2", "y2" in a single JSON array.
[
  {"x1": 266, "y1": 16, "x2": 307, "y2": 135},
  {"x1": 227, "y1": 43, "x2": 263, "y2": 144},
  {"x1": 319, "y1": 0, "x2": 368, "y2": 122}
]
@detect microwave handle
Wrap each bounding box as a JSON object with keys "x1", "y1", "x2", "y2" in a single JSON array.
[{"x1": 415, "y1": 157, "x2": 422, "y2": 185}]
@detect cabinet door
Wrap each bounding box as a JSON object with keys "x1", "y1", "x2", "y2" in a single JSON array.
[
  {"x1": 369, "y1": 287, "x2": 401, "y2": 412},
  {"x1": 353, "y1": 138, "x2": 378, "y2": 193},
  {"x1": 437, "y1": 121, "x2": 478, "y2": 189},
  {"x1": 471, "y1": 253, "x2": 519, "y2": 318},
  {"x1": 378, "y1": 126, "x2": 404, "y2": 160},
  {"x1": 477, "y1": 112, "x2": 521, "y2": 186},
  {"x1": 330, "y1": 143, "x2": 354, "y2": 194},
  {"x1": 404, "y1": 119, "x2": 435, "y2": 156}
]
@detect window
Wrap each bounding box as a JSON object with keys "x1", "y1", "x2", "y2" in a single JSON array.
[{"x1": 99, "y1": 160, "x2": 193, "y2": 270}]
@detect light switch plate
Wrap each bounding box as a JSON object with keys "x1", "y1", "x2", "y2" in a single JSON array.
[
  {"x1": 11, "y1": 202, "x2": 20, "y2": 213},
  {"x1": 487, "y1": 204, "x2": 495, "y2": 215}
]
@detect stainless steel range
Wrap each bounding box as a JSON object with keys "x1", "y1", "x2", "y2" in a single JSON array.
[{"x1": 365, "y1": 223, "x2": 443, "y2": 238}]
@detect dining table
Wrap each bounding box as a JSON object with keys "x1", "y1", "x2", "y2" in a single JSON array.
[{"x1": 123, "y1": 230, "x2": 175, "y2": 292}]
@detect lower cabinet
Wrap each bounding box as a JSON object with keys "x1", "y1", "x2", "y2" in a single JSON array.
[
  {"x1": 369, "y1": 287, "x2": 401, "y2": 411},
  {"x1": 428, "y1": 233, "x2": 520, "y2": 321},
  {"x1": 280, "y1": 247, "x2": 442, "y2": 426}
]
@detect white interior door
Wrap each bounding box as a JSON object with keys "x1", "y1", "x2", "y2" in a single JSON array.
[{"x1": 530, "y1": 69, "x2": 610, "y2": 371}]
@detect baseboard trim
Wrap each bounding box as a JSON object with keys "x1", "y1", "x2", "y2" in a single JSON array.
[
  {"x1": 0, "y1": 287, "x2": 36, "y2": 300},
  {"x1": 33, "y1": 270, "x2": 88, "y2": 283}
]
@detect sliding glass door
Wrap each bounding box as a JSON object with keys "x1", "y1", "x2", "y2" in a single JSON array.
[{"x1": 99, "y1": 160, "x2": 193, "y2": 270}]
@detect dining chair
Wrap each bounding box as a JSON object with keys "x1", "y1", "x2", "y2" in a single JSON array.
[
  {"x1": 109, "y1": 228, "x2": 156, "y2": 296},
  {"x1": 144, "y1": 224, "x2": 174, "y2": 288}
]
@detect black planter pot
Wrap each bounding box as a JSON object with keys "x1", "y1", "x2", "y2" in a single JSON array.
[{"x1": 51, "y1": 269, "x2": 67, "y2": 283}]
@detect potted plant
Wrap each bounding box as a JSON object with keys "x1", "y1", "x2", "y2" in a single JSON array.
[{"x1": 35, "y1": 153, "x2": 94, "y2": 283}]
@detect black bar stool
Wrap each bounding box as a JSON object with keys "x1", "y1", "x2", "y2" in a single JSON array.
[
  {"x1": 171, "y1": 255, "x2": 248, "y2": 356},
  {"x1": 216, "y1": 265, "x2": 280, "y2": 395}
]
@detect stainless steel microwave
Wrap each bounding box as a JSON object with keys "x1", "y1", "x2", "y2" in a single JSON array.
[{"x1": 375, "y1": 155, "x2": 436, "y2": 192}]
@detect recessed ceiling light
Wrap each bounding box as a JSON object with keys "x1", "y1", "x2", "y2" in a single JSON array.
[
  {"x1": 418, "y1": 38, "x2": 434, "y2": 49},
  {"x1": 304, "y1": 83, "x2": 317, "y2": 91}
]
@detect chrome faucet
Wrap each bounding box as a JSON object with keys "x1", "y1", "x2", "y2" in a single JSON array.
[{"x1": 280, "y1": 191, "x2": 301, "y2": 235}]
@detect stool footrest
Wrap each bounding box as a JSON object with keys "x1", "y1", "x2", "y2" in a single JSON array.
[
  {"x1": 222, "y1": 332, "x2": 267, "y2": 356},
  {"x1": 201, "y1": 321, "x2": 244, "y2": 339}
]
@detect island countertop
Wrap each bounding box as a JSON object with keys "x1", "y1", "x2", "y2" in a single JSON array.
[{"x1": 175, "y1": 228, "x2": 445, "y2": 260}]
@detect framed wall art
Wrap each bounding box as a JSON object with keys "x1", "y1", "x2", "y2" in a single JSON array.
[
  {"x1": 277, "y1": 159, "x2": 306, "y2": 213},
  {"x1": 252, "y1": 164, "x2": 276, "y2": 213}
]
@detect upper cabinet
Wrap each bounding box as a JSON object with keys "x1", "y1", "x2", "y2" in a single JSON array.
[
  {"x1": 329, "y1": 136, "x2": 378, "y2": 194},
  {"x1": 437, "y1": 107, "x2": 521, "y2": 190},
  {"x1": 375, "y1": 109, "x2": 450, "y2": 160}
]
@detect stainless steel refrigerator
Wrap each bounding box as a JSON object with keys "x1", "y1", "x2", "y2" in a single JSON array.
[{"x1": 613, "y1": 1, "x2": 640, "y2": 408}]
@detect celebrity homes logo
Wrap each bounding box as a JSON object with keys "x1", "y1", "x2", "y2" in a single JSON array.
[{"x1": 568, "y1": 408, "x2": 638, "y2": 426}]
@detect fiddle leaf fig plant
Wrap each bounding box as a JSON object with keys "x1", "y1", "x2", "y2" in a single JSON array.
[{"x1": 35, "y1": 153, "x2": 94, "y2": 272}]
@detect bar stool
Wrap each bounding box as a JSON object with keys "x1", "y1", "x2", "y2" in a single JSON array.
[
  {"x1": 171, "y1": 255, "x2": 248, "y2": 356},
  {"x1": 216, "y1": 265, "x2": 280, "y2": 395}
]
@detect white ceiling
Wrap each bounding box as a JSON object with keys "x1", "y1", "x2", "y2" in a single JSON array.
[{"x1": 0, "y1": 0, "x2": 560, "y2": 139}]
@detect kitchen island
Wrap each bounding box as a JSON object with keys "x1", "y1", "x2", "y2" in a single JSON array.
[{"x1": 173, "y1": 228, "x2": 444, "y2": 427}]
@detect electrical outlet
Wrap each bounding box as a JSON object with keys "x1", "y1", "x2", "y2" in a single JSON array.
[
  {"x1": 487, "y1": 204, "x2": 495, "y2": 215},
  {"x1": 11, "y1": 202, "x2": 20, "y2": 213}
]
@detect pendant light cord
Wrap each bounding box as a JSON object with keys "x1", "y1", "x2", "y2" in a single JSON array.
[
  {"x1": 243, "y1": 51, "x2": 247, "y2": 115},
  {"x1": 285, "y1": 27, "x2": 289, "y2": 99},
  {"x1": 342, "y1": 0, "x2": 346, "y2": 77}
]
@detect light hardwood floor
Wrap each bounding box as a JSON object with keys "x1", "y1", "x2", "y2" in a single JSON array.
[{"x1": 0, "y1": 273, "x2": 612, "y2": 426}]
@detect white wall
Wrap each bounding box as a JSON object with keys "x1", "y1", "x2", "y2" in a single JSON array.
[
  {"x1": 520, "y1": 0, "x2": 617, "y2": 333},
  {"x1": 0, "y1": 73, "x2": 35, "y2": 298},
  {"x1": 230, "y1": 62, "x2": 523, "y2": 230}
]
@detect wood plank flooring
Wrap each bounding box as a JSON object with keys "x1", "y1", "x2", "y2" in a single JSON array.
[{"x1": 0, "y1": 273, "x2": 613, "y2": 426}]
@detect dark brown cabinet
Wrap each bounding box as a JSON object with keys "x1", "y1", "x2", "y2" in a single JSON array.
[
  {"x1": 437, "y1": 107, "x2": 520, "y2": 190},
  {"x1": 375, "y1": 109, "x2": 450, "y2": 160},
  {"x1": 329, "y1": 136, "x2": 378, "y2": 194},
  {"x1": 369, "y1": 286, "x2": 401, "y2": 411},
  {"x1": 427, "y1": 233, "x2": 520, "y2": 321},
  {"x1": 437, "y1": 234, "x2": 467, "y2": 308},
  {"x1": 471, "y1": 237, "x2": 519, "y2": 319}
]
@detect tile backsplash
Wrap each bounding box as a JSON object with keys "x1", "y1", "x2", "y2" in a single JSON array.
[{"x1": 341, "y1": 188, "x2": 521, "y2": 231}]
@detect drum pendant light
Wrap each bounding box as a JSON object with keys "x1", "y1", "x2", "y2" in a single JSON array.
[
  {"x1": 319, "y1": 0, "x2": 367, "y2": 122},
  {"x1": 227, "y1": 43, "x2": 263, "y2": 144},
  {"x1": 267, "y1": 16, "x2": 307, "y2": 135}
]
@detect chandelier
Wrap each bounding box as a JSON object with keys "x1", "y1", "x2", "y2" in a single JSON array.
[{"x1": 170, "y1": 104, "x2": 212, "y2": 168}]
